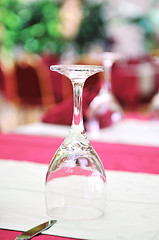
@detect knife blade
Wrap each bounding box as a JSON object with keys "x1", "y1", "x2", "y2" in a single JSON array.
[{"x1": 15, "y1": 220, "x2": 57, "y2": 240}]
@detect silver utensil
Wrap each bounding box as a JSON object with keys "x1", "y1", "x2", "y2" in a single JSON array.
[{"x1": 15, "y1": 220, "x2": 57, "y2": 240}]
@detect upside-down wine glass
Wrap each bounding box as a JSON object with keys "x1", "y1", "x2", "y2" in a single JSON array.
[
  {"x1": 45, "y1": 65, "x2": 106, "y2": 221},
  {"x1": 87, "y1": 52, "x2": 123, "y2": 133}
]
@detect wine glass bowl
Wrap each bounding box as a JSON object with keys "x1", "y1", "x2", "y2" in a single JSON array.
[
  {"x1": 45, "y1": 65, "x2": 106, "y2": 221},
  {"x1": 149, "y1": 57, "x2": 159, "y2": 120},
  {"x1": 150, "y1": 92, "x2": 159, "y2": 120},
  {"x1": 87, "y1": 52, "x2": 123, "y2": 131},
  {"x1": 88, "y1": 87, "x2": 123, "y2": 127}
]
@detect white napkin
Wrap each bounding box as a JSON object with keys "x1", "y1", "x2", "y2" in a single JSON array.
[{"x1": 0, "y1": 160, "x2": 159, "y2": 240}]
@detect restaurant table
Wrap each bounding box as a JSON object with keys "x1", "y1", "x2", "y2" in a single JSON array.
[{"x1": 1, "y1": 117, "x2": 159, "y2": 240}]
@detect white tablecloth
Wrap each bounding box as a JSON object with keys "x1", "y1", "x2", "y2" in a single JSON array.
[
  {"x1": 2, "y1": 118, "x2": 159, "y2": 239},
  {"x1": 1, "y1": 160, "x2": 159, "y2": 240}
]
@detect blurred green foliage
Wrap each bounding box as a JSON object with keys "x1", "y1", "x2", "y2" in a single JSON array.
[
  {"x1": 130, "y1": 13, "x2": 159, "y2": 52},
  {"x1": 0, "y1": 0, "x2": 64, "y2": 55},
  {"x1": 0, "y1": 0, "x2": 158, "y2": 56},
  {"x1": 0, "y1": 0, "x2": 107, "y2": 56},
  {"x1": 75, "y1": 1, "x2": 107, "y2": 53}
]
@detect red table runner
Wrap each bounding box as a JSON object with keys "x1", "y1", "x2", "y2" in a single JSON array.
[
  {"x1": 0, "y1": 133, "x2": 159, "y2": 174},
  {"x1": 1, "y1": 133, "x2": 159, "y2": 240},
  {"x1": 0, "y1": 229, "x2": 78, "y2": 240}
]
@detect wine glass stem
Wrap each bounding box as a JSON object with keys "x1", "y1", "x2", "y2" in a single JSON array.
[
  {"x1": 72, "y1": 81, "x2": 85, "y2": 130},
  {"x1": 104, "y1": 62, "x2": 113, "y2": 92}
]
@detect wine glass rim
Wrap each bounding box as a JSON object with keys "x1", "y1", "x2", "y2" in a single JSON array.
[{"x1": 50, "y1": 64, "x2": 104, "y2": 72}]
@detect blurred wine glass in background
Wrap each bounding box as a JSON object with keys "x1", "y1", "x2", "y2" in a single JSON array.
[
  {"x1": 149, "y1": 57, "x2": 159, "y2": 120},
  {"x1": 86, "y1": 52, "x2": 123, "y2": 136}
]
